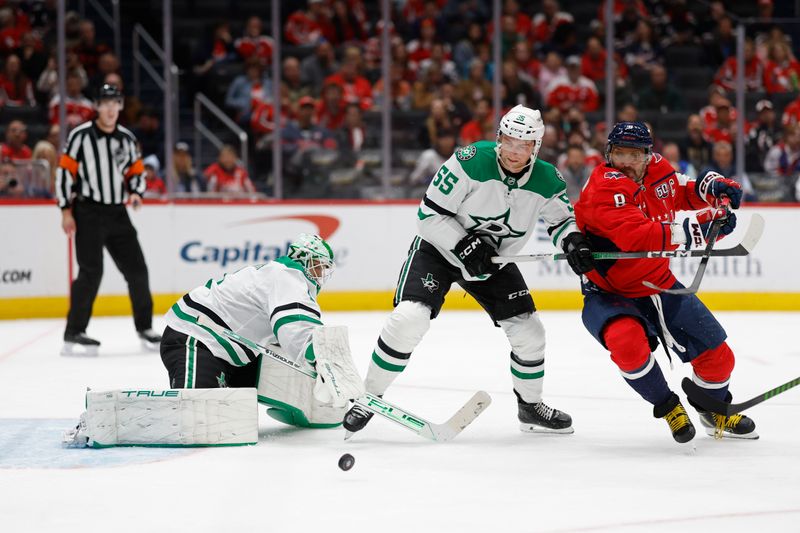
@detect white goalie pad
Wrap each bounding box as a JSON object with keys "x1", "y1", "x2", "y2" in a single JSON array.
[
  {"x1": 312, "y1": 326, "x2": 365, "y2": 408},
  {"x1": 256, "y1": 347, "x2": 348, "y2": 428},
  {"x1": 63, "y1": 388, "x2": 258, "y2": 448}
]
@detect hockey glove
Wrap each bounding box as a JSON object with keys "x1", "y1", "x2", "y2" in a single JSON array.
[
  {"x1": 453, "y1": 234, "x2": 499, "y2": 277},
  {"x1": 561, "y1": 232, "x2": 596, "y2": 275},
  {"x1": 679, "y1": 208, "x2": 737, "y2": 250},
  {"x1": 696, "y1": 171, "x2": 743, "y2": 209}
]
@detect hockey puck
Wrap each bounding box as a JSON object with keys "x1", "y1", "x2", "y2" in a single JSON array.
[{"x1": 338, "y1": 453, "x2": 355, "y2": 471}]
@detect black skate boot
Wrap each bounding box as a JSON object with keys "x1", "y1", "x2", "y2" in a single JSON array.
[
  {"x1": 61, "y1": 332, "x2": 100, "y2": 357},
  {"x1": 691, "y1": 392, "x2": 758, "y2": 439},
  {"x1": 343, "y1": 403, "x2": 375, "y2": 440},
  {"x1": 138, "y1": 329, "x2": 162, "y2": 351},
  {"x1": 516, "y1": 391, "x2": 574, "y2": 434},
  {"x1": 654, "y1": 392, "x2": 696, "y2": 444}
]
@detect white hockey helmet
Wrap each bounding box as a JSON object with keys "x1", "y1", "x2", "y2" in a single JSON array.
[
  {"x1": 288, "y1": 233, "x2": 335, "y2": 288},
  {"x1": 497, "y1": 104, "x2": 545, "y2": 162}
]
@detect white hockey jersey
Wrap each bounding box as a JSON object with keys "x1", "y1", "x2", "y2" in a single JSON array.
[
  {"x1": 416, "y1": 140, "x2": 578, "y2": 281},
  {"x1": 164, "y1": 257, "x2": 322, "y2": 367}
]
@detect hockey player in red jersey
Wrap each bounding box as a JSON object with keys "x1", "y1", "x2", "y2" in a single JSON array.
[{"x1": 574, "y1": 121, "x2": 757, "y2": 443}]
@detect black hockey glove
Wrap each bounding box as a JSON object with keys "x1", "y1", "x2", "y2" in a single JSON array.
[
  {"x1": 453, "y1": 234, "x2": 499, "y2": 277},
  {"x1": 562, "y1": 232, "x2": 596, "y2": 275}
]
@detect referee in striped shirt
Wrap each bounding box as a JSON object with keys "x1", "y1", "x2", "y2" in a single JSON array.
[{"x1": 56, "y1": 83, "x2": 161, "y2": 355}]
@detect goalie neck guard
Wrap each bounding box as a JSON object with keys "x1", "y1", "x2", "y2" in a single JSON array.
[{"x1": 288, "y1": 233, "x2": 335, "y2": 288}]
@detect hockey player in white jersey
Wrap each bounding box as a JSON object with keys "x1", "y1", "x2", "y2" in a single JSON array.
[
  {"x1": 160, "y1": 233, "x2": 363, "y2": 428},
  {"x1": 344, "y1": 105, "x2": 596, "y2": 436}
]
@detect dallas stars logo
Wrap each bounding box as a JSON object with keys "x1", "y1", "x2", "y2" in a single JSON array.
[
  {"x1": 216, "y1": 372, "x2": 227, "y2": 388},
  {"x1": 420, "y1": 273, "x2": 439, "y2": 293},
  {"x1": 466, "y1": 208, "x2": 525, "y2": 247}
]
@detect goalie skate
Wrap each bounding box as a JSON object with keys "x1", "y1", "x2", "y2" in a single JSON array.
[{"x1": 61, "y1": 332, "x2": 100, "y2": 357}]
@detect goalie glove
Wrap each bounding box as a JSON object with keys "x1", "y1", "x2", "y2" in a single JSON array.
[
  {"x1": 310, "y1": 326, "x2": 365, "y2": 408},
  {"x1": 670, "y1": 205, "x2": 737, "y2": 250},
  {"x1": 696, "y1": 171, "x2": 743, "y2": 209}
]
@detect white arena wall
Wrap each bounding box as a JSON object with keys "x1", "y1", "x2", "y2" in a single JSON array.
[{"x1": 0, "y1": 199, "x2": 798, "y2": 319}]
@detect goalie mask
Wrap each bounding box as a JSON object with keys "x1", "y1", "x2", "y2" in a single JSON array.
[
  {"x1": 496, "y1": 104, "x2": 545, "y2": 166},
  {"x1": 288, "y1": 233, "x2": 335, "y2": 288}
]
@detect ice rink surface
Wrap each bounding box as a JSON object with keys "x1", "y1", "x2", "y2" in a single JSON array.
[{"x1": 0, "y1": 310, "x2": 798, "y2": 532}]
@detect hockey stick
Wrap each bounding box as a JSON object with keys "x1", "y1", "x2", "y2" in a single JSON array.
[
  {"x1": 681, "y1": 376, "x2": 800, "y2": 416},
  {"x1": 643, "y1": 200, "x2": 740, "y2": 295},
  {"x1": 214, "y1": 326, "x2": 492, "y2": 442},
  {"x1": 492, "y1": 213, "x2": 764, "y2": 264}
]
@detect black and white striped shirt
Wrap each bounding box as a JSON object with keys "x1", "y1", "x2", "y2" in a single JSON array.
[{"x1": 55, "y1": 120, "x2": 146, "y2": 209}]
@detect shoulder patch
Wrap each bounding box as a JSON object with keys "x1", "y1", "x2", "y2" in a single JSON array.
[
  {"x1": 456, "y1": 145, "x2": 477, "y2": 161},
  {"x1": 554, "y1": 168, "x2": 566, "y2": 183}
]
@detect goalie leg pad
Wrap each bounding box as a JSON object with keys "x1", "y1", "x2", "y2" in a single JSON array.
[
  {"x1": 69, "y1": 388, "x2": 258, "y2": 447},
  {"x1": 499, "y1": 312, "x2": 546, "y2": 403}
]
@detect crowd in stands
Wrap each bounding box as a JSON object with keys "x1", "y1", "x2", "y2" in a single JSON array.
[{"x1": 2, "y1": 0, "x2": 800, "y2": 203}]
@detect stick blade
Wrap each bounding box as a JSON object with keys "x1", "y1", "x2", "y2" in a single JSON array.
[
  {"x1": 739, "y1": 213, "x2": 765, "y2": 253},
  {"x1": 433, "y1": 391, "x2": 492, "y2": 442}
]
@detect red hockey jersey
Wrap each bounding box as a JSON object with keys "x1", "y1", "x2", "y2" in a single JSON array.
[{"x1": 574, "y1": 153, "x2": 707, "y2": 297}]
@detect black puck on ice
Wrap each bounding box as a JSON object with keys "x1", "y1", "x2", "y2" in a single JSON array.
[{"x1": 338, "y1": 453, "x2": 355, "y2": 471}]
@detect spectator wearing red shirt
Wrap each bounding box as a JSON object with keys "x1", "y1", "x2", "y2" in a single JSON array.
[
  {"x1": 204, "y1": 145, "x2": 255, "y2": 194},
  {"x1": 532, "y1": 0, "x2": 574, "y2": 44},
  {"x1": 782, "y1": 94, "x2": 800, "y2": 127},
  {"x1": 703, "y1": 99, "x2": 736, "y2": 144},
  {"x1": 546, "y1": 55, "x2": 600, "y2": 113},
  {"x1": 0, "y1": 54, "x2": 35, "y2": 106},
  {"x1": 284, "y1": 0, "x2": 334, "y2": 46},
  {"x1": 407, "y1": 18, "x2": 438, "y2": 74},
  {"x1": 0, "y1": 120, "x2": 32, "y2": 161},
  {"x1": 510, "y1": 41, "x2": 541, "y2": 87},
  {"x1": 235, "y1": 16, "x2": 275, "y2": 66},
  {"x1": 714, "y1": 38, "x2": 780, "y2": 93},
  {"x1": 323, "y1": 53, "x2": 373, "y2": 110},
  {"x1": 372, "y1": 62, "x2": 412, "y2": 111},
  {"x1": 766, "y1": 40, "x2": 800, "y2": 92},
  {"x1": 49, "y1": 71, "x2": 94, "y2": 128},
  {"x1": 0, "y1": 7, "x2": 25, "y2": 55},
  {"x1": 142, "y1": 155, "x2": 167, "y2": 198},
  {"x1": 459, "y1": 98, "x2": 492, "y2": 145},
  {"x1": 581, "y1": 36, "x2": 627, "y2": 82},
  {"x1": 315, "y1": 82, "x2": 347, "y2": 130}
]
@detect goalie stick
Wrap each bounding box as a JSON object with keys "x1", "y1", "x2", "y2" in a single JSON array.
[
  {"x1": 493, "y1": 212, "x2": 764, "y2": 265},
  {"x1": 213, "y1": 325, "x2": 492, "y2": 442},
  {"x1": 681, "y1": 376, "x2": 800, "y2": 416}
]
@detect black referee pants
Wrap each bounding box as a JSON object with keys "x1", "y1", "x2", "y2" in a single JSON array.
[{"x1": 66, "y1": 201, "x2": 153, "y2": 334}]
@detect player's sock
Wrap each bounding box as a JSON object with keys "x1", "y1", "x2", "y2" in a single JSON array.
[
  {"x1": 510, "y1": 352, "x2": 544, "y2": 402},
  {"x1": 619, "y1": 354, "x2": 673, "y2": 406},
  {"x1": 364, "y1": 336, "x2": 410, "y2": 395}
]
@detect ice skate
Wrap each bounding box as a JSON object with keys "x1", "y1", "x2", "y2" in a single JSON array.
[
  {"x1": 61, "y1": 332, "x2": 100, "y2": 357},
  {"x1": 343, "y1": 403, "x2": 374, "y2": 440},
  {"x1": 698, "y1": 410, "x2": 758, "y2": 440},
  {"x1": 517, "y1": 395, "x2": 574, "y2": 434},
  {"x1": 138, "y1": 328, "x2": 162, "y2": 351},
  {"x1": 654, "y1": 393, "x2": 696, "y2": 444}
]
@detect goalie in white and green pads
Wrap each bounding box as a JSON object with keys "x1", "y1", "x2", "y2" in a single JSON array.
[
  {"x1": 344, "y1": 105, "x2": 597, "y2": 437},
  {"x1": 160, "y1": 233, "x2": 364, "y2": 429}
]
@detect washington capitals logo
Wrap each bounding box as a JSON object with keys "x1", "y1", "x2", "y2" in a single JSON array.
[
  {"x1": 420, "y1": 273, "x2": 440, "y2": 293},
  {"x1": 466, "y1": 208, "x2": 525, "y2": 247}
]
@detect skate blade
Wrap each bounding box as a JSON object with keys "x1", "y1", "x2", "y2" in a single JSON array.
[
  {"x1": 343, "y1": 430, "x2": 355, "y2": 441},
  {"x1": 519, "y1": 423, "x2": 574, "y2": 434},
  {"x1": 703, "y1": 427, "x2": 759, "y2": 440},
  {"x1": 60, "y1": 344, "x2": 99, "y2": 357}
]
